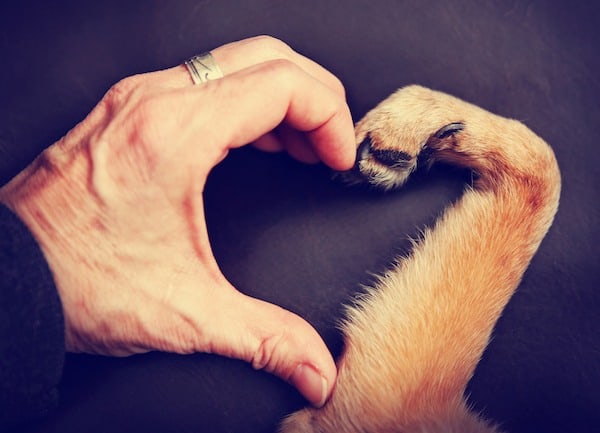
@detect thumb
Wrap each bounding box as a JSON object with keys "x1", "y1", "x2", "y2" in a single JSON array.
[{"x1": 209, "y1": 289, "x2": 337, "y2": 408}]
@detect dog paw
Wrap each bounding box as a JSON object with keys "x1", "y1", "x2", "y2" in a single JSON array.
[{"x1": 338, "y1": 85, "x2": 467, "y2": 190}]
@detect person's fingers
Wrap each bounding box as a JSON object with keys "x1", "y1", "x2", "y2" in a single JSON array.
[
  {"x1": 253, "y1": 132, "x2": 285, "y2": 153},
  {"x1": 151, "y1": 36, "x2": 346, "y2": 100},
  {"x1": 177, "y1": 59, "x2": 355, "y2": 171},
  {"x1": 276, "y1": 124, "x2": 321, "y2": 165},
  {"x1": 210, "y1": 36, "x2": 346, "y2": 99},
  {"x1": 237, "y1": 293, "x2": 336, "y2": 408},
  {"x1": 180, "y1": 286, "x2": 337, "y2": 408},
  {"x1": 128, "y1": 36, "x2": 355, "y2": 170}
]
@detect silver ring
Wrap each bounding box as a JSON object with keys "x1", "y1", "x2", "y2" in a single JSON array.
[{"x1": 184, "y1": 52, "x2": 223, "y2": 85}]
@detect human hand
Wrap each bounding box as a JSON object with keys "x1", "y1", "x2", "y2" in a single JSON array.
[{"x1": 0, "y1": 36, "x2": 356, "y2": 407}]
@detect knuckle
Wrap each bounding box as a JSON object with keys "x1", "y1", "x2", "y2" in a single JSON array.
[
  {"x1": 250, "y1": 35, "x2": 294, "y2": 59},
  {"x1": 248, "y1": 36, "x2": 345, "y2": 98},
  {"x1": 132, "y1": 92, "x2": 166, "y2": 126},
  {"x1": 330, "y1": 74, "x2": 347, "y2": 98},
  {"x1": 251, "y1": 332, "x2": 286, "y2": 372},
  {"x1": 101, "y1": 75, "x2": 146, "y2": 110},
  {"x1": 249, "y1": 312, "x2": 304, "y2": 377},
  {"x1": 125, "y1": 94, "x2": 173, "y2": 159},
  {"x1": 99, "y1": 92, "x2": 172, "y2": 181},
  {"x1": 261, "y1": 58, "x2": 300, "y2": 82},
  {"x1": 251, "y1": 308, "x2": 302, "y2": 372}
]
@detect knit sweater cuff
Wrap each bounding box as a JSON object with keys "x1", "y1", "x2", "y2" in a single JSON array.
[{"x1": 0, "y1": 204, "x2": 65, "y2": 430}]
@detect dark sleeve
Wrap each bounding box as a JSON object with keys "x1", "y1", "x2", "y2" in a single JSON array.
[{"x1": 0, "y1": 204, "x2": 65, "y2": 431}]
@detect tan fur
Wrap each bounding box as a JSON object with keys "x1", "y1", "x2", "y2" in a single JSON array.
[{"x1": 280, "y1": 86, "x2": 561, "y2": 433}]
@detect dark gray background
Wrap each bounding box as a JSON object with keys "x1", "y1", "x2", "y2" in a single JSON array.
[{"x1": 1, "y1": 1, "x2": 598, "y2": 432}]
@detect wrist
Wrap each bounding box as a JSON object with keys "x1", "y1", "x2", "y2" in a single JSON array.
[{"x1": 0, "y1": 144, "x2": 98, "y2": 304}]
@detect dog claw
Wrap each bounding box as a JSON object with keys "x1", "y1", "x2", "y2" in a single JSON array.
[
  {"x1": 357, "y1": 136, "x2": 373, "y2": 163},
  {"x1": 433, "y1": 122, "x2": 465, "y2": 139}
]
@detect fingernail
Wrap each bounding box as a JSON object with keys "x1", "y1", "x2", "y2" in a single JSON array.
[{"x1": 290, "y1": 364, "x2": 329, "y2": 408}]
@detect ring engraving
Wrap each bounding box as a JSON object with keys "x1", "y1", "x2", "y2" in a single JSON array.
[{"x1": 184, "y1": 52, "x2": 223, "y2": 85}]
